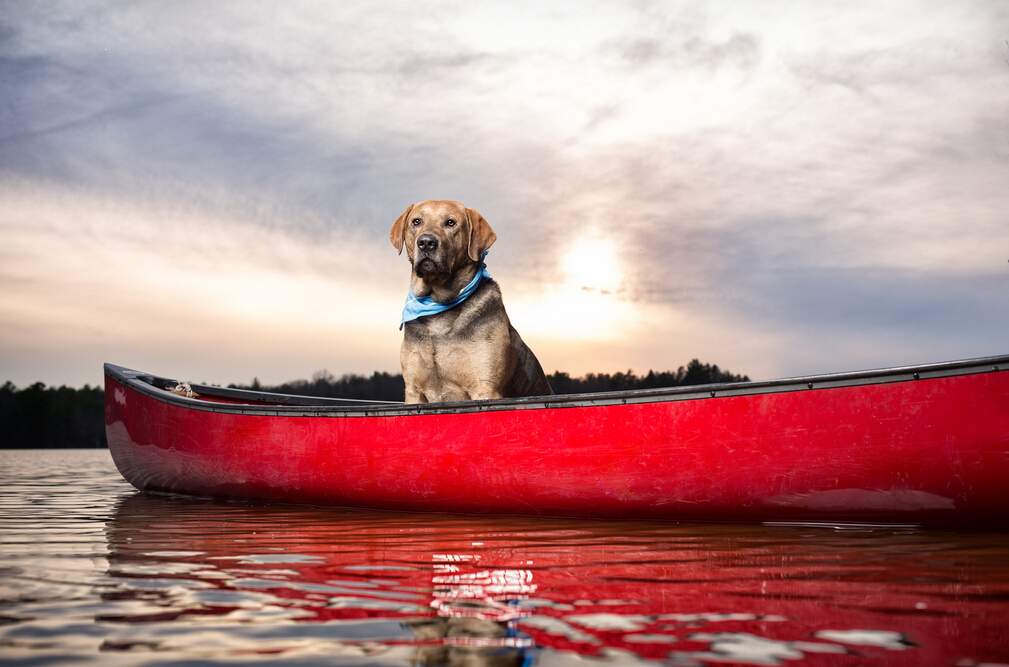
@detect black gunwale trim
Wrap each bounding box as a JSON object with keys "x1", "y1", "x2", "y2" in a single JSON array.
[{"x1": 104, "y1": 354, "x2": 1009, "y2": 418}]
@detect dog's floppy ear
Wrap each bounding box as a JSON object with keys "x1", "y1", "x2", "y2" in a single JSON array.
[
  {"x1": 466, "y1": 207, "x2": 497, "y2": 261},
  {"x1": 389, "y1": 204, "x2": 413, "y2": 255}
]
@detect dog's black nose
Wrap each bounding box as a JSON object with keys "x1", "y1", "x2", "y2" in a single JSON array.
[{"x1": 416, "y1": 234, "x2": 439, "y2": 252}]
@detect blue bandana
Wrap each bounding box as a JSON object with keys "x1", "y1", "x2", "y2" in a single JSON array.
[{"x1": 400, "y1": 252, "x2": 491, "y2": 329}]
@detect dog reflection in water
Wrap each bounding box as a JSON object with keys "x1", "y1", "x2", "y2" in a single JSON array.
[
  {"x1": 404, "y1": 601, "x2": 527, "y2": 667},
  {"x1": 405, "y1": 555, "x2": 534, "y2": 666}
]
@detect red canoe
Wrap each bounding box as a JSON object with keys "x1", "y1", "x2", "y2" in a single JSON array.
[{"x1": 104, "y1": 355, "x2": 1009, "y2": 527}]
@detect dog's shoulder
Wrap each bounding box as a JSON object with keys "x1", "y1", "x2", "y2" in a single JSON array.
[{"x1": 457, "y1": 277, "x2": 505, "y2": 316}]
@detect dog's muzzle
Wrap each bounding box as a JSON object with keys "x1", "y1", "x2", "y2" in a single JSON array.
[{"x1": 414, "y1": 234, "x2": 448, "y2": 278}]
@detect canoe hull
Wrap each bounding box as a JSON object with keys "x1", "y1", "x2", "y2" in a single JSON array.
[{"x1": 105, "y1": 357, "x2": 1009, "y2": 526}]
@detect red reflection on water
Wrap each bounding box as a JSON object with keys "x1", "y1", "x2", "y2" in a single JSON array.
[{"x1": 104, "y1": 495, "x2": 1009, "y2": 666}]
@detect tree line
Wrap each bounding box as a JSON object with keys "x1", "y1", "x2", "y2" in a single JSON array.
[
  {"x1": 232, "y1": 359, "x2": 749, "y2": 400},
  {"x1": 545, "y1": 359, "x2": 749, "y2": 394},
  {"x1": 1, "y1": 359, "x2": 748, "y2": 448},
  {"x1": 0, "y1": 382, "x2": 107, "y2": 449}
]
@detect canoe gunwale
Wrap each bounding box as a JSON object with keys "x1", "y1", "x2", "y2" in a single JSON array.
[{"x1": 104, "y1": 354, "x2": 1009, "y2": 419}]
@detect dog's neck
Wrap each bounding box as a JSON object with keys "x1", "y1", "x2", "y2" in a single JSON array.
[{"x1": 410, "y1": 260, "x2": 483, "y2": 304}]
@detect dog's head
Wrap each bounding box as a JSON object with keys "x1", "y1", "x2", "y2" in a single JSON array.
[{"x1": 389, "y1": 200, "x2": 497, "y2": 283}]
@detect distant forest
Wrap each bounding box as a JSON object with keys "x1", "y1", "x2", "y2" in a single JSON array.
[
  {"x1": 231, "y1": 359, "x2": 749, "y2": 399},
  {"x1": 1, "y1": 382, "x2": 107, "y2": 450},
  {"x1": 1, "y1": 360, "x2": 748, "y2": 448}
]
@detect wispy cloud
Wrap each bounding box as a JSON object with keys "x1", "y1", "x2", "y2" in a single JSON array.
[{"x1": 1, "y1": 1, "x2": 1007, "y2": 387}]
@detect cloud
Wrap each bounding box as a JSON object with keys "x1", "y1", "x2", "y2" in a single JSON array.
[
  {"x1": 0, "y1": 178, "x2": 407, "y2": 386},
  {"x1": 609, "y1": 6, "x2": 761, "y2": 74},
  {"x1": 1, "y1": 1, "x2": 1007, "y2": 387}
]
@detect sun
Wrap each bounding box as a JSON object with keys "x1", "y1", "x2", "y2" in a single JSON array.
[
  {"x1": 509, "y1": 233, "x2": 639, "y2": 341},
  {"x1": 560, "y1": 236, "x2": 622, "y2": 294}
]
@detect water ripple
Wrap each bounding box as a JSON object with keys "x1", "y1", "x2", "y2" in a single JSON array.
[{"x1": 1, "y1": 450, "x2": 1008, "y2": 666}]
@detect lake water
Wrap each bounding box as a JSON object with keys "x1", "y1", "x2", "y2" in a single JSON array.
[{"x1": 1, "y1": 449, "x2": 1007, "y2": 666}]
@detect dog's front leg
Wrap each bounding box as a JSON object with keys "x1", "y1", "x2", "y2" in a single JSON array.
[
  {"x1": 465, "y1": 383, "x2": 503, "y2": 401},
  {"x1": 403, "y1": 384, "x2": 426, "y2": 404}
]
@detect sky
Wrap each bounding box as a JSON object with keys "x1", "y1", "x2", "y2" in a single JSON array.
[{"x1": 2, "y1": 1, "x2": 1007, "y2": 389}]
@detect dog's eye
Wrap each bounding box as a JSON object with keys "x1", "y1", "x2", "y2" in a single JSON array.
[
  {"x1": 445, "y1": 219, "x2": 456, "y2": 227},
  {"x1": 411, "y1": 218, "x2": 422, "y2": 226}
]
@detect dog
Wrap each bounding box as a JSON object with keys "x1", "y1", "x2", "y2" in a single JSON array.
[{"x1": 390, "y1": 200, "x2": 553, "y2": 404}]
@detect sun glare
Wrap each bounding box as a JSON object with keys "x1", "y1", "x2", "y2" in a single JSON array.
[
  {"x1": 510, "y1": 234, "x2": 639, "y2": 342},
  {"x1": 561, "y1": 236, "x2": 622, "y2": 294}
]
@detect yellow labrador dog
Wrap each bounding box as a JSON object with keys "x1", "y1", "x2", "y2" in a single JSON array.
[{"x1": 390, "y1": 200, "x2": 553, "y2": 404}]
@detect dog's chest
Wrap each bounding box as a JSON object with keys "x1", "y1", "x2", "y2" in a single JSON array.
[
  {"x1": 403, "y1": 311, "x2": 463, "y2": 354},
  {"x1": 412, "y1": 311, "x2": 457, "y2": 338},
  {"x1": 401, "y1": 313, "x2": 476, "y2": 399}
]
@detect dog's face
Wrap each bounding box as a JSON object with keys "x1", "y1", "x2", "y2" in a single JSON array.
[{"x1": 390, "y1": 200, "x2": 496, "y2": 283}]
